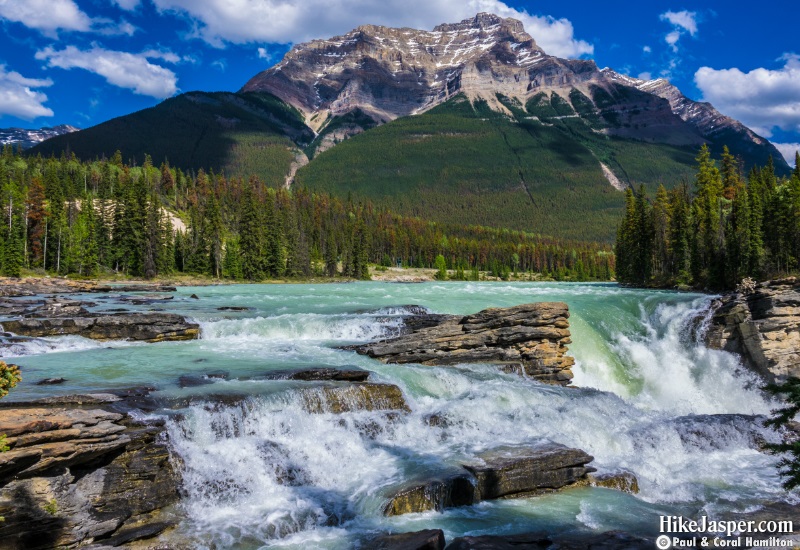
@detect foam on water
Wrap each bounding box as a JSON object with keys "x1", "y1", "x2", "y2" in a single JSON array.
[
  {"x1": 571, "y1": 296, "x2": 774, "y2": 416},
  {"x1": 200, "y1": 313, "x2": 405, "y2": 344},
  {"x1": 0, "y1": 335, "x2": 110, "y2": 358}
]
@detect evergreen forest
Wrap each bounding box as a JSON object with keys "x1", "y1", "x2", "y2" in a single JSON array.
[
  {"x1": 0, "y1": 147, "x2": 614, "y2": 282},
  {"x1": 616, "y1": 145, "x2": 800, "y2": 290}
]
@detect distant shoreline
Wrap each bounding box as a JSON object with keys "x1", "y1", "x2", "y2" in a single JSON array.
[{"x1": 0, "y1": 268, "x2": 589, "y2": 296}]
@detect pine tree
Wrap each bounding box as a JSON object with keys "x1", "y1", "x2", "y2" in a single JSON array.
[
  {"x1": 651, "y1": 185, "x2": 671, "y2": 280},
  {"x1": 764, "y1": 377, "x2": 800, "y2": 490},
  {"x1": 207, "y1": 193, "x2": 224, "y2": 278},
  {"x1": 223, "y1": 236, "x2": 243, "y2": 279},
  {"x1": 691, "y1": 145, "x2": 724, "y2": 287},
  {"x1": 239, "y1": 182, "x2": 265, "y2": 280},
  {"x1": 26, "y1": 177, "x2": 47, "y2": 268}
]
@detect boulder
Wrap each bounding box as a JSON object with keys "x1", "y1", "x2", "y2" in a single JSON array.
[
  {"x1": 573, "y1": 471, "x2": 639, "y2": 494},
  {"x1": 367, "y1": 529, "x2": 446, "y2": 550},
  {"x1": 353, "y1": 303, "x2": 575, "y2": 385},
  {"x1": 705, "y1": 278, "x2": 800, "y2": 380},
  {"x1": 1, "y1": 312, "x2": 200, "y2": 342},
  {"x1": 0, "y1": 405, "x2": 179, "y2": 550},
  {"x1": 383, "y1": 443, "x2": 595, "y2": 516},
  {"x1": 383, "y1": 474, "x2": 476, "y2": 516},
  {"x1": 465, "y1": 443, "x2": 595, "y2": 499}
]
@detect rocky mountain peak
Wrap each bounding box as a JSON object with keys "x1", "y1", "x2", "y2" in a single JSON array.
[
  {"x1": 432, "y1": 12, "x2": 533, "y2": 43},
  {"x1": 237, "y1": 13, "x2": 785, "y2": 170},
  {"x1": 241, "y1": 12, "x2": 557, "y2": 128}
]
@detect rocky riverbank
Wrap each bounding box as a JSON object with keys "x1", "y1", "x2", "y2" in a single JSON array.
[
  {"x1": 0, "y1": 291, "x2": 200, "y2": 347},
  {"x1": 0, "y1": 393, "x2": 179, "y2": 549},
  {"x1": 705, "y1": 277, "x2": 800, "y2": 380},
  {"x1": 353, "y1": 302, "x2": 575, "y2": 385}
]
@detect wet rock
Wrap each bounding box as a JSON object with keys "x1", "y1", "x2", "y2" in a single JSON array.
[
  {"x1": 178, "y1": 371, "x2": 230, "y2": 388},
  {"x1": 447, "y1": 530, "x2": 653, "y2": 549},
  {"x1": 383, "y1": 474, "x2": 476, "y2": 516},
  {"x1": 367, "y1": 529, "x2": 446, "y2": 550},
  {"x1": 27, "y1": 297, "x2": 91, "y2": 317},
  {"x1": 189, "y1": 294, "x2": 200, "y2": 300},
  {"x1": 353, "y1": 303, "x2": 575, "y2": 386},
  {"x1": 116, "y1": 294, "x2": 174, "y2": 306},
  {"x1": 261, "y1": 367, "x2": 370, "y2": 382},
  {"x1": 0, "y1": 405, "x2": 179, "y2": 550},
  {"x1": 705, "y1": 278, "x2": 800, "y2": 380},
  {"x1": 35, "y1": 378, "x2": 67, "y2": 385},
  {"x1": 103, "y1": 284, "x2": 177, "y2": 293},
  {"x1": 384, "y1": 443, "x2": 596, "y2": 516},
  {"x1": 465, "y1": 443, "x2": 595, "y2": 500},
  {"x1": 217, "y1": 306, "x2": 252, "y2": 311},
  {"x1": 573, "y1": 471, "x2": 639, "y2": 494},
  {"x1": 299, "y1": 383, "x2": 410, "y2": 413},
  {"x1": 2, "y1": 312, "x2": 200, "y2": 342},
  {"x1": 93, "y1": 516, "x2": 173, "y2": 547}
]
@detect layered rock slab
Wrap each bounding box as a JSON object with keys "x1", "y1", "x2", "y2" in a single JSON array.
[
  {"x1": 383, "y1": 443, "x2": 595, "y2": 516},
  {"x1": 2, "y1": 312, "x2": 200, "y2": 342},
  {"x1": 354, "y1": 302, "x2": 574, "y2": 385},
  {"x1": 705, "y1": 278, "x2": 800, "y2": 380},
  {"x1": 0, "y1": 404, "x2": 179, "y2": 550}
]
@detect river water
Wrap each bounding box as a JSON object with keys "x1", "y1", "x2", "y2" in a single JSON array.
[{"x1": 3, "y1": 282, "x2": 791, "y2": 548}]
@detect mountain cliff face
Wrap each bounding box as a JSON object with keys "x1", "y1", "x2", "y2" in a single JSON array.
[
  {"x1": 242, "y1": 13, "x2": 786, "y2": 169},
  {"x1": 0, "y1": 124, "x2": 78, "y2": 149}
]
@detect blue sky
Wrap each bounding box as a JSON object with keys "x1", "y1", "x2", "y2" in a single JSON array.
[{"x1": 0, "y1": 0, "x2": 798, "y2": 164}]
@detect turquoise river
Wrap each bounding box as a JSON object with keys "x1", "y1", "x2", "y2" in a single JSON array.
[{"x1": 3, "y1": 282, "x2": 793, "y2": 548}]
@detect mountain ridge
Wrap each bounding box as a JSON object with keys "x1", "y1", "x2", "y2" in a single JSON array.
[
  {"x1": 241, "y1": 12, "x2": 787, "y2": 171},
  {"x1": 1, "y1": 124, "x2": 79, "y2": 149},
  {"x1": 28, "y1": 13, "x2": 791, "y2": 242}
]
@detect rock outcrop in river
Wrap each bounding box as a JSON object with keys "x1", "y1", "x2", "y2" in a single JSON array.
[
  {"x1": 0, "y1": 397, "x2": 179, "y2": 549},
  {"x1": 353, "y1": 302, "x2": 575, "y2": 385},
  {"x1": 383, "y1": 443, "x2": 598, "y2": 516},
  {"x1": 2, "y1": 312, "x2": 199, "y2": 342},
  {"x1": 0, "y1": 293, "x2": 199, "y2": 344},
  {"x1": 705, "y1": 278, "x2": 800, "y2": 380}
]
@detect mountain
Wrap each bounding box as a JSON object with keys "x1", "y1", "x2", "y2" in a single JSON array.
[
  {"x1": 31, "y1": 13, "x2": 790, "y2": 241},
  {"x1": 31, "y1": 92, "x2": 313, "y2": 186},
  {"x1": 242, "y1": 13, "x2": 785, "y2": 169},
  {"x1": 1, "y1": 124, "x2": 78, "y2": 149}
]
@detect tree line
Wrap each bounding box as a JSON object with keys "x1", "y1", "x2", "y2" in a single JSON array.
[
  {"x1": 0, "y1": 147, "x2": 614, "y2": 281},
  {"x1": 616, "y1": 145, "x2": 800, "y2": 290}
]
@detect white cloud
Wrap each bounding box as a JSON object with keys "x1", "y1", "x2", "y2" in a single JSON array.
[
  {"x1": 660, "y1": 10, "x2": 698, "y2": 52},
  {"x1": 0, "y1": 0, "x2": 93, "y2": 36},
  {"x1": 151, "y1": 0, "x2": 592, "y2": 58},
  {"x1": 660, "y1": 10, "x2": 698, "y2": 35},
  {"x1": 773, "y1": 143, "x2": 799, "y2": 167},
  {"x1": 97, "y1": 19, "x2": 137, "y2": 36},
  {"x1": 637, "y1": 72, "x2": 652, "y2": 81},
  {"x1": 140, "y1": 49, "x2": 182, "y2": 63},
  {"x1": 36, "y1": 46, "x2": 179, "y2": 99},
  {"x1": 0, "y1": 0, "x2": 137, "y2": 37},
  {"x1": 695, "y1": 55, "x2": 800, "y2": 137},
  {"x1": 112, "y1": 0, "x2": 141, "y2": 10},
  {"x1": 665, "y1": 30, "x2": 681, "y2": 52},
  {"x1": 257, "y1": 47, "x2": 271, "y2": 60},
  {"x1": 0, "y1": 65, "x2": 54, "y2": 120},
  {"x1": 643, "y1": 45, "x2": 651, "y2": 54}
]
